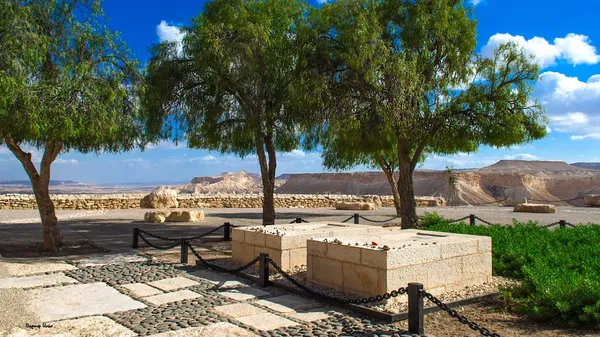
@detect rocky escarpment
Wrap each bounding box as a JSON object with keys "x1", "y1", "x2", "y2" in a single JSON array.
[
  {"x1": 163, "y1": 170, "x2": 287, "y2": 194},
  {"x1": 276, "y1": 161, "x2": 600, "y2": 206}
]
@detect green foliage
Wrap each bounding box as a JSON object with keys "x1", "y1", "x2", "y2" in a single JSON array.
[
  {"x1": 143, "y1": 0, "x2": 310, "y2": 156},
  {"x1": 0, "y1": 0, "x2": 142, "y2": 154},
  {"x1": 424, "y1": 213, "x2": 600, "y2": 329}
]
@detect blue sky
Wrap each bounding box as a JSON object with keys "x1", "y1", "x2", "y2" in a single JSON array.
[{"x1": 1, "y1": 0, "x2": 599, "y2": 183}]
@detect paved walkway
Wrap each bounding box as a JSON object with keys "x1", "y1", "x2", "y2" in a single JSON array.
[{"x1": 0, "y1": 253, "x2": 419, "y2": 337}]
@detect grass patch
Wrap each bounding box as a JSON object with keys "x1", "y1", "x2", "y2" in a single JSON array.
[{"x1": 421, "y1": 212, "x2": 600, "y2": 329}]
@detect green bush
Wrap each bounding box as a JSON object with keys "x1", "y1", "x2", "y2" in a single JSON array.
[{"x1": 423, "y1": 212, "x2": 600, "y2": 329}]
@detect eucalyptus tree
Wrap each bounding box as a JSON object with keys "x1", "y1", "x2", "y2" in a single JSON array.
[
  {"x1": 0, "y1": 0, "x2": 142, "y2": 252},
  {"x1": 302, "y1": 0, "x2": 546, "y2": 228},
  {"x1": 143, "y1": 0, "x2": 311, "y2": 225}
]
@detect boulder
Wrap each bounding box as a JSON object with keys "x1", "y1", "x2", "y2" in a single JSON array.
[
  {"x1": 584, "y1": 194, "x2": 600, "y2": 207},
  {"x1": 166, "y1": 210, "x2": 205, "y2": 222},
  {"x1": 335, "y1": 202, "x2": 377, "y2": 211},
  {"x1": 141, "y1": 189, "x2": 179, "y2": 209},
  {"x1": 144, "y1": 211, "x2": 169, "y2": 223},
  {"x1": 514, "y1": 203, "x2": 556, "y2": 213},
  {"x1": 144, "y1": 210, "x2": 204, "y2": 223}
]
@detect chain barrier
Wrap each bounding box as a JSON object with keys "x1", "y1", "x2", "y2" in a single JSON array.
[
  {"x1": 341, "y1": 215, "x2": 355, "y2": 223},
  {"x1": 188, "y1": 242, "x2": 260, "y2": 273},
  {"x1": 421, "y1": 290, "x2": 501, "y2": 337},
  {"x1": 565, "y1": 222, "x2": 577, "y2": 228},
  {"x1": 138, "y1": 225, "x2": 225, "y2": 243},
  {"x1": 268, "y1": 257, "x2": 406, "y2": 305},
  {"x1": 541, "y1": 221, "x2": 560, "y2": 229},
  {"x1": 528, "y1": 196, "x2": 583, "y2": 203},
  {"x1": 475, "y1": 216, "x2": 495, "y2": 226},
  {"x1": 358, "y1": 215, "x2": 400, "y2": 223},
  {"x1": 137, "y1": 232, "x2": 182, "y2": 250},
  {"x1": 446, "y1": 216, "x2": 470, "y2": 224}
]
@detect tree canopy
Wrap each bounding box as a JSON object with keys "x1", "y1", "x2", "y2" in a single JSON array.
[
  {"x1": 300, "y1": 0, "x2": 546, "y2": 227},
  {"x1": 0, "y1": 0, "x2": 143, "y2": 251},
  {"x1": 143, "y1": 0, "x2": 311, "y2": 225}
]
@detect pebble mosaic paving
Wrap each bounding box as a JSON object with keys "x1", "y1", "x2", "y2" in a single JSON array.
[{"x1": 2, "y1": 254, "x2": 424, "y2": 337}]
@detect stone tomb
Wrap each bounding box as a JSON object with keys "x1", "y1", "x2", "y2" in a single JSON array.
[
  {"x1": 232, "y1": 223, "x2": 376, "y2": 271},
  {"x1": 307, "y1": 229, "x2": 492, "y2": 299}
]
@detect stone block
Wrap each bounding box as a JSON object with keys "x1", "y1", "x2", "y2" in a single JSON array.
[
  {"x1": 141, "y1": 188, "x2": 179, "y2": 209},
  {"x1": 245, "y1": 231, "x2": 266, "y2": 246},
  {"x1": 584, "y1": 194, "x2": 600, "y2": 207},
  {"x1": 342, "y1": 263, "x2": 379, "y2": 295},
  {"x1": 384, "y1": 265, "x2": 428, "y2": 295},
  {"x1": 147, "y1": 276, "x2": 200, "y2": 291},
  {"x1": 265, "y1": 234, "x2": 282, "y2": 249},
  {"x1": 514, "y1": 203, "x2": 556, "y2": 213},
  {"x1": 214, "y1": 303, "x2": 266, "y2": 318},
  {"x1": 144, "y1": 211, "x2": 168, "y2": 223},
  {"x1": 478, "y1": 236, "x2": 492, "y2": 253},
  {"x1": 287, "y1": 248, "x2": 307, "y2": 268},
  {"x1": 235, "y1": 312, "x2": 299, "y2": 331},
  {"x1": 232, "y1": 228, "x2": 245, "y2": 242},
  {"x1": 306, "y1": 240, "x2": 327, "y2": 257},
  {"x1": 166, "y1": 210, "x2": 204, "y2": 222},
  {"x1": 326, "y1": 243, "x2": 361, "y2": 263},
  {"x1": 426, "y1": 257, "x2": 463, "y2": 287},
  {"x1": 440, "y1": 239, "x2": 479, "y2": 259},
  {"x1": 310, "y1": 256, "x2": 343, "y2": 287},
  {"x1": 232, "y1": 241, "x2": 255, "y2": 265},
  {"x1": 461, "y1": 253, "x2": 492, "y2": 281},
  {"x1": 144, "y1": 290, "x2": 202, "y2": 305},
  {"x1": 334, "y1": 202, "x2": 377, "y2": 211}
]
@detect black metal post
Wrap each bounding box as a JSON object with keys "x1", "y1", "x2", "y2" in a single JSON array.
[
  {"x1": 408, "y1": 283, "x2": 424, "y2": 336},
  {"x1": 295, "y1": 217, "x2": 302, "y2": 224},
  {"x1": 469, "y1": 214, "x2": 476, "y2": 226},
  {"x1": 180, "y1": 239, "x2": 188, "y2": 264},
  {"x1": 354, "y1": 213, "x2": 359, "y2": 224},
  {"x1": 132, "y1": 228, "x2": 139, "y2": 249},
  {"x1": 258, "y1": 253, "x2": 270, "y2": 287},
  {"x1": 560, "y1": 220, "x2": 566, "y2": 229},
  {"x1": 224, "y1": 222, "x2": 232, "y2": 241}
]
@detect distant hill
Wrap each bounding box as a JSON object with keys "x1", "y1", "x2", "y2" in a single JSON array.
[
  {"x1": 0, "y1": 180, "x2": 84, "y2": 186},
  {"x1": 478, "y1": 160, "x2": 591, "y2": 172},
  {"x1": 170, "y1": 170, "x2": 289, "y2": 194},
  {"x1": 571, "y1": 162, "x2": 600, "y2": 170}
]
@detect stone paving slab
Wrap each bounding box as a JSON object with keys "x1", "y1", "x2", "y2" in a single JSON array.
[
  {"x1": 188, "y1": 269, "x2": 239, "y2": 284},
  {"x1": 0, "y1": 259, "x2": 76, "y2": 278},
  {"x1": 235, "y1": 312, "x2": 299, "y2": 331},
  {"x1": 146, "y1": 322, "x2": 258, "y2": 337},
  {"x1": 219, "y1": 287, "x2": 271, "y2": 301},
  {"x1": 214, "y1": 303, "x2": 267, "y2": 318},
  {"x1": 25, "y1": 282, "x2": 145, "y2": 322},
  {"x1": 216, "y1": 280, "x2": 249, "y2": 289},
  {"x1": 0, "y1": 273, "x2": 78, "y2": 289},
  {"x1": 4, "y1": 316, "x2": 136, "y2": 337},
  {"x1": 147, "y1": 277, "x2": 200, "y2": 291},
  {"x1": 144, "y1": 289, "x2": 202, "y2": 305},
  {"x1": 122, "y1": 283, "x2": 163, "y2": 297},
  {"x1": 288, "y1": 308, "x2": 334, "y2": 322},
  {"x1": 254, "y1": 295, "x2": 323, "y2": 313},
  {"x1": 72, "y1": 253, "x2": 150, "y2": 267}
]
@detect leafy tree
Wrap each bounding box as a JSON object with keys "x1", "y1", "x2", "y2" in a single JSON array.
[
  {"x1": 0, "y1": 0, "x2": 142, "y2": 252},
  {"x1": 301, "y1": 0, "x2": 546, "y2": 228},
  {"x1": 142, "y1": 0, "x2": 310, "y2": 225}
]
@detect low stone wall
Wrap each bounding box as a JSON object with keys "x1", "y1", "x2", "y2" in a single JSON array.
[{"x1": 0, "y1": 193, "x2": 446, "y2": 210}]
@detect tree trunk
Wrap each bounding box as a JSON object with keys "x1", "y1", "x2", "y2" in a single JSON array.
[
  {"x1": 377, "y1": 157, "x2": 401, "y2": 217},
  {"x1": 4, "y1": 136, "x2": 64, "y2": 252},
  {"x1": 397, "y1": 144, "x2": 419, "y2": 229},
  {"x1": 256, "y1": 134, "x2": 277, "y2": 226}
]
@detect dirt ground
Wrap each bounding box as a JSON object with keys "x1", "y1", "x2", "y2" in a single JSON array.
[{"x1": 2, "y1": 206, "x2": 600, "y2": 336}]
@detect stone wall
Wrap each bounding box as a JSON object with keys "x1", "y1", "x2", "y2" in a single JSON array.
[{"x1": 0, "y1": 193, "x2": 445, "y2": 210}]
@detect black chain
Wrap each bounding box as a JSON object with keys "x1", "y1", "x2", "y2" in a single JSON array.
[
  {"x1": 566, "y1": 222, "x2": 577, "y2": 228},
  {"x1": 138, "y1": 232, "x2": 182, "y2": 250},
  {"x1": 446, "y1": 216, "x2": 470, "y2": 224},
  {"x1": 267, "y1": 258, "x2": 406, "y2": 305},
  {"x1": 301, "y1": 218, "x2": 310, "y2": 223},
  {"x1": 138, "y1": 225, "x2": 225, "y2": 243},
  {"x1": 341, "y1": 215, "x2": 355, "y2": 223},
  {"x1": 422, "y1": 290, "x2": 501, "y2": 337},
  {"x1": 188, "y1": 242, "x2": 260, "y2": 273},
  {"x1": 541, "y1": 221, "x2": 560, "y2": 229},
  {"x1": 475, "y1": 216, "x2": 495, "y2": 226},
  {"x1": 358, "y1": 215, "x2": 400, "y2": 223}
]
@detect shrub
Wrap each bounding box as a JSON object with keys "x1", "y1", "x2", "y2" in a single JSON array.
[{"x1": 423, "y1": 212, "x2": 600, "y2": 329}]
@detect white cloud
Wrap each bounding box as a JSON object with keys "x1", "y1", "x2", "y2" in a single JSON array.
[
  {"x1": 430, "y1": 154, "x2": 496, "y2": 168},
  {"x1": 504, "y1": 153, "x2": 538, "y2": 160},
  {"x1": 470, "y1": 0, "x2": 483, "y2": 5},
  {"x1": 482, "y1": 33, "x2": 600, "y2": 68},
  {"x1": 571, "y1": 134, "x2": 600, "y2": 140},
  {"x1": 282, "y1": 149, "x2": 306, "y2": 158},
  {"x1": 201, "y1": 155, "x2": 216, "y2": 161},
  {"x1": 145, "y1": 140, "x2": 186, "y2": 151},
  {"x1": 55, "y1": 158, "x2": 78, "y2": 165},
  {"x1": 315, "y1": 0, "x2": 328, "y2": 3},
  {"x1": 156, "y1": 21, "x2": 185, "y2": 54},
  {"x1": 534, "y1": 72, "x2": 600, "y2": 138}
]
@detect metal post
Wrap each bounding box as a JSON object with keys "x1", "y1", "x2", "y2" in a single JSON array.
[
  {"x1": 408, "y1": 283, "x2": 424, "y2": 336},
  {"x1": 224, "y1": 222, "x2": 232, "y2": 241},
  {"x1": 354, "y1": 213, "x2": 359, "y2": 224},
  {"x1": 560, "y1": 220, "x2": 566, "y2": 229},
  {"x1": 132, "y1": 228, "x2": 139, "y2": 249},
  {"x1": 180, "y1": 239, "x2": 188, "y2": 264},
  {"x1": 469, "y1": 214, "x2": 476, "y2": 226},
  {"x1": 258, "y1": 253, "x2": 270, "y2": 287},
  {"x1": 295, "y1": 217, "x2": 302, "y2": 224}
]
